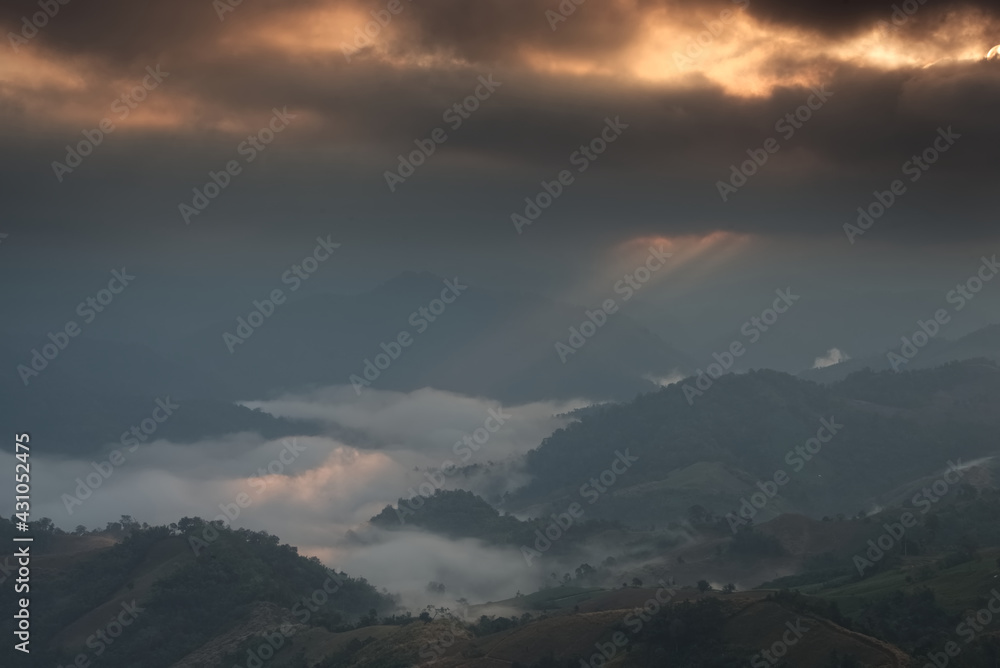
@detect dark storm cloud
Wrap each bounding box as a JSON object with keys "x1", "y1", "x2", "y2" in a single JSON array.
[
  {"x1": 391, "y1": 0, "x2": 664, "y2": 60},
  {"x1": 745, "y1": 0, "x2": 1000, "y2": 37},
  {"x1": 1, "y1": 0, "x2": 999, "y2": 260},
  {"x1": 1, "y1": 55, "x2": 998, "y2": 253},
  {"x1": 1, "y1": 0, "x2": 685, "y2": 66},
  {"x1": 4, "y1": 0, "x2": 998, "y2": 71},
  {"x1": 0, "y1": 0, "x2": 319, "y2": 64},
  {"x1": 150, "y1": 58, "x2": 1000, "y2": 240}
]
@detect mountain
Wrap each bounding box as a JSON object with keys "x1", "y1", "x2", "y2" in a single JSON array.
[
  {"x1": 0, "y1": 329, "x2": 329, "y2": 454},
  {"x1": 507, "y1": 360, "x2": 1000, "y2": 524},
  {"x1": 0, "y1": 518, "x2": 392, "y2": 668},
  {"x1": 0, "y1": 517, "x2": 918, "y2": 668},
  {"x1": 164, "y1": 271, "x2": 693, "y2": 404},
  {"x1": 0, "y1": 272, "x2": 691, "y2": 455},
  {"x1": 801, "y1": 323, "x2": 1000, "y2": 382},
  {"x1": 4, "y1": 272, "x2": 692, "y2": 406},
  {"x1": 632, "y1": 288, "x2": 1000, "y2": 375}
]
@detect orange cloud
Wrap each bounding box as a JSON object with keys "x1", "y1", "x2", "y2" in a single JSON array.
[{"x1": 2, "y1": 0, "x2": 996, "y2": 135}]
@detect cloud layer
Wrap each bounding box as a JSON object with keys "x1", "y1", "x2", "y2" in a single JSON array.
[
  {"x1": 3, "y1": 387, "x2": 580, "y2": 604},
  {"x1": 2, "y1": 0, "x2": 999, "y2": 261}
]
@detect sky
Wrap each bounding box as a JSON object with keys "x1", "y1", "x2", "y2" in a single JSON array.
[
  {"x1": 3, "y1": 0, "x2": 1000, "y2": 604},
  {"x1": 1, "y1": 0, "x2": 998, "y2": 294}
]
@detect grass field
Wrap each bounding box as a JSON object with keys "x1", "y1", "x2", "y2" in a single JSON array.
[
  {"x1": 796, "y1": 547, "x2": 1000, "y2": 615},
  {"x1": 477, "y1": 585, "x2": 607, "y2": 612}
]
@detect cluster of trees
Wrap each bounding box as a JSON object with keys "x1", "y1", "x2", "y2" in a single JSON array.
[
  {"x1": 371, "y1": 489, "x2": 526, "y2": 543},
  {"x1": 852, "y1": 588, "x2": 1000, "y2": 666},
  {"x1": 2, "y1": 520, "x2": 394, "y2": 668},
  {"x1": 728, "y1": 527, "x2": 787, "y2": 561},
  {"x1": 1, "y1": 514, "x2": 160, "y2": 548},
  {"x1": 371, "y1": 489, "x2": 621, "y2": 554},
  {"x1": 613, "y1": 598, "x2": 748, "y2": 667}
]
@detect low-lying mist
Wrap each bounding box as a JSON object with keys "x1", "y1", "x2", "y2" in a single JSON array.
[{"x1": 6, "y1": 386, "x2": 590, "y2": 610}]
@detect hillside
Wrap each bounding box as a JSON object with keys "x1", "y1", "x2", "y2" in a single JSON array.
[
  {"x1": 0, "y1": 518, "x2": 393, "y2": 668},
  {"x1": 507, "y1": 361, "x2": 1000, "y2": 524},
  {"x1": 801, "y1": 324, "x2": 1000, "y2": 383}
]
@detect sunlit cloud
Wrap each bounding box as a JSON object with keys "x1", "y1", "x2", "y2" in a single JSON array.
[
  {"x1": 625, "y1": 5, "x2": 999, "y2": 95},
  {"x1": 645, "y1": 370, "x2": 687, "y2": 387},
  {"x1": 813, "y1": 347, "x2": 849, "y2": 369},
  {"x1": 3, "y1": 0, "x2": 997, "y2": 136}
]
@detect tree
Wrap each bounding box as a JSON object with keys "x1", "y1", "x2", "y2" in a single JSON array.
[
  {"x1": 722, "y1": 583, "x2": 735, "y2": 594},
  {"x1": 697, "y1": 580, "x2": 711, "y2": 593},
  {"x1": 925, "y1": 513, "x2": 941, "y2": 542},
  {"x1": 631, "y1": 577, "x2": 643, "y2": 587},
  {"x1": 688, "y1": 504, "x2": 709, "y2": 526}
]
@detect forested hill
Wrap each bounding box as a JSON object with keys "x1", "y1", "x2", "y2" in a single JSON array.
[
  {"x1": 0, "y1": 517, "x2": 393, "y2": 668},
  {"x1": 509, "y1": 360, "x2": 1000, "y2": 521}
]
